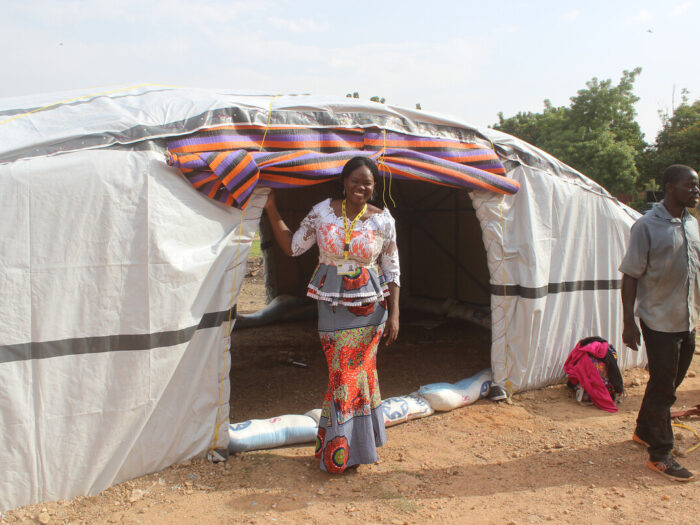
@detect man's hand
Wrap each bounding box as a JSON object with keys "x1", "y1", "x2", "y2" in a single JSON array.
[{"x1": 622, "y1": 319, "x2": 641, "y2": 351}]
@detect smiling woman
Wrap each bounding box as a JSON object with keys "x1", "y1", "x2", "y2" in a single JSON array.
[{"x1": 263, "y1": 156, "x2": 400, "y2": 473}]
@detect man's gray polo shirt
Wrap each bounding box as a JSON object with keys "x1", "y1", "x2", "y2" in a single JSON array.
[{"x1": 619, "y1": 201, "x2": 700, "y2": 333}]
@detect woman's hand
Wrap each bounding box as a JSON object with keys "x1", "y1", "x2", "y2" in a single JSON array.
[
  {"x1": 264, "y1": 189, "x2": 276, "y2": 212},
  {"x1": 263, "y1": 189, "x2": 294, "y2": 256},
  {"x1": 383, "y1": 313, "x2": 399, "y2": 346}
]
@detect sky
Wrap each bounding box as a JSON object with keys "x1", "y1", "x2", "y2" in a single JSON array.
[{"x1": 1, "y1": 0, "x2": 698, "y2": 141}]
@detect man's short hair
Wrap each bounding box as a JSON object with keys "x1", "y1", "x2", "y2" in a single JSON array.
[{"x1": 663, "y1": 164, "x2": 696, "y2": 190}]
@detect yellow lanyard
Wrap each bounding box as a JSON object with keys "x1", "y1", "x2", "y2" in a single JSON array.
[{"x1": 342, "y1": 199, "x2": 367, "y2": 260}]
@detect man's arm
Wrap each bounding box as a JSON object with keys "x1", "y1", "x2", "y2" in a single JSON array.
[{"x1": 621, "y1": 273, "x2": 641, "y2": 351}]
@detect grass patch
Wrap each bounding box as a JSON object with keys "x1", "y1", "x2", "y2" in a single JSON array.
[
  {"x1": 391, "y1": 498, "x2": 421, "y2": 513},
  {"x1": 249, "y1": 236, "x2": 262, "y2": 258},
  {"x1": 376, "y1": 490, "x2": 402, "y2": 500}
]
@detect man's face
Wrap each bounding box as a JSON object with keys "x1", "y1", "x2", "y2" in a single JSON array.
[{"x1": 668, "y1": 171, "x2": 700, "y2": 208}]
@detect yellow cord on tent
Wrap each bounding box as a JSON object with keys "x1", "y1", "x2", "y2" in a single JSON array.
[
  {"x1": 671, "y1": 422, "x2": 700, "y2": 455},
  {"x1": 0, "y1": 83, "x2": 182, "y2": 127},
  {"x1": 498, "y1": 198, "x2": 513, "y2": 400},
  {"x1": 210, "y1": 94, "x2": 279, "y2": 455},
  {"x1": 377, "y1": 130, "x2": 396, "y2": 208},
  {"x1": 210, "y1": 205, "x2": 247, "y2": 456},
  {"x1": 259, "y1": 94, "x2": 280, "y2": 151}
]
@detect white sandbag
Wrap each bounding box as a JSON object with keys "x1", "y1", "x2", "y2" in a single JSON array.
[
  {"x1": 236, "y1": 295, "x2": 316, "y2": 328},
  {"x1": 381, "y1": 392, "x2": 434, "y2": 427},
  {"x1": 228, "y1": 414, "x2": 318, "y2": 453},
  {"x1": 404, "y1": 296, "x2": 448, "y2": 315},
  {"x1": 418, "y1": 368, "x2": 493, "y2": 411},
  {"x1": 404, "y1": 297, "x2": 491, "y2": 329},
  {"x1": 304, "y1": 408, "x2": 322, "y2": 424},
  {"x1": 446, "y1": 302, "x2": 491, "y2": 329}
]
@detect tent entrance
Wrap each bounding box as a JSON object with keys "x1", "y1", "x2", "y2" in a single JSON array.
[
  {"x1": 260, "y1": 180, "x2": 492, "y2": 310},
  {"x1": 229, "y1": 181, "x2": 493, "y2": 423}
]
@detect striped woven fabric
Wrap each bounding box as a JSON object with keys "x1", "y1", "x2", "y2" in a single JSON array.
[{"x1": 166, "y1": 125, "x2": 519, "y2": 209}]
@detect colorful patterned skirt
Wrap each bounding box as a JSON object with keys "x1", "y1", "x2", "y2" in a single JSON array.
[{"x1": 315, "y1": 300, "x2": 387, "y2": 473}]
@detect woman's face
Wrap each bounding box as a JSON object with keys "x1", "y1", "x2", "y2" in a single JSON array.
[{"x1": 344, "y1": 165, "x2": 375, "y2": 207}]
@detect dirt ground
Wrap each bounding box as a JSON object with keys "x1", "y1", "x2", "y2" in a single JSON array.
[{"x1": 3, "y1": 257, "x2": 700, "y2": 525}]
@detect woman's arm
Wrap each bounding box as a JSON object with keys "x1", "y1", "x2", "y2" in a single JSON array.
[
  {"x1": 264, "y1": 190, "x2": 318, "y2": 257},
  {"x1": 379, "y1": 211, "x2": 401, "y2": 346},
  {"x1": 384, "y1": 282, "x2": 400, "y2": 346},
  {"x1": 264, "y1": 190, "x2": 294, "y2": 256}
]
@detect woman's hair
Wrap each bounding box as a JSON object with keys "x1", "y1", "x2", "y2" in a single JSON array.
[{"x1": 340, "y1": 156, "x2": 379, "y2": 182}]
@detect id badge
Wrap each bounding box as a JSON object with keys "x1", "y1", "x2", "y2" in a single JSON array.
[{"x1": 335, "y1": 260, "x2": 357, "y2": 276}]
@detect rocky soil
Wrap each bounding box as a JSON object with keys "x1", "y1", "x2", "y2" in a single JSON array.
[{"x1": 2, "y1": 258, "x2": 700, "y2": 524}]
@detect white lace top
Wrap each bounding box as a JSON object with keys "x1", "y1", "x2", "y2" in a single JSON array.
[{"x1": 291, "y1": 198, "x2": 401, "y2": 287}]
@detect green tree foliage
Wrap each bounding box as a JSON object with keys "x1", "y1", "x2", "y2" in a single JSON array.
[
  {"x1": 641, "y1": 94, "x2": 700, "y2": 186},
  {"x1": 343, "y1": 93, "x2": 421, "y2": 109},
  {"x1": 495, "y1": 68, "x2": 645, "y2": 197}
]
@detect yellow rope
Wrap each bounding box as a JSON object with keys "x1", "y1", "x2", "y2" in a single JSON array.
[
  {"x1": 210, "y1": 206, "x2": 247, "y2": 455},
  {"x1": 259, "y1": 94, "x2": 280, "y2": 152},
  {"x1": 377, "y1": 130, "x2": 396, "y2": 208},
  {"x1": 671, "y1": 422, "x2": 700, "y2": 455},
  {"x1": 498, "y1": 198, "x2": 513, "y2": 399},
  {"x1": 0, "y1": 83, "x2": 181, "y2": 127},
  {"x1": 211, "y1": 93, "x2": 277, "y2": 454}
]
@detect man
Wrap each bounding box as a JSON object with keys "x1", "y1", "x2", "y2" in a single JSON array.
[{"x1": 620, "y1": 164, "x2": 700, "y2": 482}]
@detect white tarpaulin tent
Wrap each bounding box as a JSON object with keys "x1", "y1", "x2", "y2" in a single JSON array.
[{"x1": 0, "y1": 85, "x2": 645, "y2": 510}]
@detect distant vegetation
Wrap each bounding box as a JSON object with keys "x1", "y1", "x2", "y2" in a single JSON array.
[
  {"x1": 344, "y1": 75, "x2": 699, "y2": 211},
  {"x1": 494, "y1": 68, "x2": 700, "y2": 209},
  {"x1": 346, "y1": 92, "x2": 422, "y2": 110},
  {"x1": 249, "y1": 235, "x2": 262, "y2": 258}
]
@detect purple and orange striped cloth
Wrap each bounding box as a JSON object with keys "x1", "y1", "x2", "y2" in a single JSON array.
[{"x1": 166, "y1": 125, "x2": 519, "y2": 209}]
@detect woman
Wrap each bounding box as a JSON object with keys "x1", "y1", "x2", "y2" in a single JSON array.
[{"x1": 264, "y1": 156, "x2": 400, "y2": 473}]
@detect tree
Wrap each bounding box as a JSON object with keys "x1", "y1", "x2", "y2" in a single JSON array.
[
  {"x1": 495, "y1": 69, "x2": 646, "y2": 197},
  {"x1": 640, "y1": 95, "x2": 700, "y2": 186}
]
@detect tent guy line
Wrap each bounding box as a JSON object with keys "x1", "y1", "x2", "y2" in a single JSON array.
[{"x1": 0, "y1": 306, "x2": 236, "y2": 364}]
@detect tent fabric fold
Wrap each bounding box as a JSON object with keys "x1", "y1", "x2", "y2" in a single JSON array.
[{"x1": 166, "y1": 126, "x2": 519, "y2": 209}]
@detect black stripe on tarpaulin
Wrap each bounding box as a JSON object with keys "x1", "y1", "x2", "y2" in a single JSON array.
[
  {"x1": 190, "y1": 127, "x2": 365, "y2": 139},
  {"x1": 0, "y1": 306, "x2": 236, "y2": 365},
  {"x1": 490, "y1": 279, "x2": 622, "y2": 299}
]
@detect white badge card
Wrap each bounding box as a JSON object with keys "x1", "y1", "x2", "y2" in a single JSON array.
[{"x1": 335, "y1": 261, "x2": 357, "y2": 276}]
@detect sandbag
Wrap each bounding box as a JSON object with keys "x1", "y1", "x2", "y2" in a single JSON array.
[
  {"x1": 304, "y1": 408, "x2": 322, "y2": 424},
  {"x1": 418, "y1": 368, "x2": 493, "y2": 411},
  {"x1": 381, "y1": 392, "x2": 434, "y2": 427},
  {"x1": 445, "y1": 302, "x2": 491, "y2": 329},
  {"x1": 404, "y1": 296, "x2": 491, "y2": 329},
  {"x1": 235, "y1": 295, "x2": 316, "y2": 328},
  {"x1": 228, "y1": 414, "x2": 318, "y2": 453}
]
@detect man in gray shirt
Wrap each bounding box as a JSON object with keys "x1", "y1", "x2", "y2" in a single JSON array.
[{"x1": 620, "y1": 164, "x2": 700, "y2": 482}]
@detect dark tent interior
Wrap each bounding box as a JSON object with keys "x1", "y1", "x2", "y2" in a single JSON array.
[{"x1": 229, "y1": 179, "x2": 494, "y2": 422}]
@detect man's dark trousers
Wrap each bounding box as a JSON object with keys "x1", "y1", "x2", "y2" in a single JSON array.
[{"x1": 637, "y1": 320, "x2": 696, "y2": 461}]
